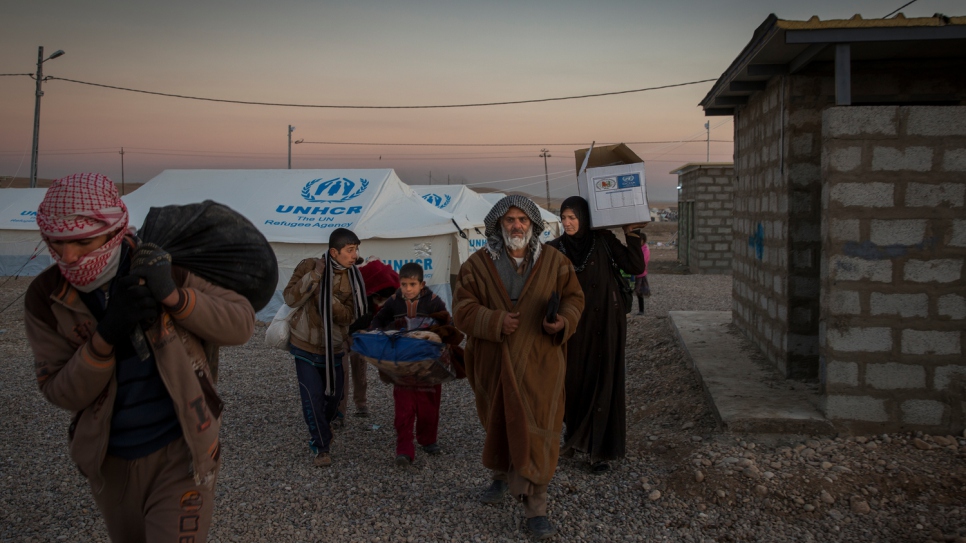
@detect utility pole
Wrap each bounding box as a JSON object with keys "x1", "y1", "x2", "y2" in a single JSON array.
[
  {"x1": 288, "y1": 125, "x2": 295, "y2": 169},
  {"x1": 29, "y1": 46, "x2": 65, "y2": 188},
  {"x1": 705, "y1": 121, "x2": 710, "y2": 162},
  {"x1": 119, "y1": 147, "x2": 125, "y2": 195},
  {"x1": 539, "y1": 149, "x2": 551, "y2": 210}
]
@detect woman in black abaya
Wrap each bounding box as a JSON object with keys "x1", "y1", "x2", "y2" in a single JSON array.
[{"x1": 548, "y1": 196, "x2": 645, "y2": 472}]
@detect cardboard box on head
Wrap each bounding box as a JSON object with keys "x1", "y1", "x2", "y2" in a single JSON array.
[{"x1": 574, "y1": 143, "x2": 651, "y2": 229}]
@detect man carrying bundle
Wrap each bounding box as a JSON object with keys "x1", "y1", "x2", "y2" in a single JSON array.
[
  {"x1": 24, "y1": 173, "x2": 256, "y2": 542},
  {"x1": 452, "y1": 195, "x2": 584, "y2": 540}
]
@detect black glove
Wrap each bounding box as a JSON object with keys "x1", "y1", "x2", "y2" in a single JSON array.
[
  {"x1": 97, "y1": 276, "x2": 160, "y2": 345},
  {"x1": 130, "y1": 242, "x2": 177, "y2": 303},
  {"x1": 349, "y1": 312, "x2": 374, "y2": 333}
]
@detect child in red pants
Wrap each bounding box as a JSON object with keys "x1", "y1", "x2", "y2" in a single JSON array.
[{"x1": 370, "y1": 262, "x2": 450, "y2": 466}]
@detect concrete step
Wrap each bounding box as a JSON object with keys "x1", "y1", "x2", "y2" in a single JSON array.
[{"x1": 669, "y1": 311, "x2": 835, "y2": 435}]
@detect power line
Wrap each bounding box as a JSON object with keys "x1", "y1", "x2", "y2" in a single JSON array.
[
  {"x1": 0, "y1": 73, "x2": 33, "y2": 77},
  {"x1": 1, "y1": 141, "x2": 732, "y2": 157},
  {"x1": 297, "y1": 139, "x2": 732, "y2": 147},
  {"x1": 1, "y1": 149, "x2": 732, "y2": 162},
  {"x1": 42, "y1": 75, "x2": 716, "y2": 109},
  {"x1": 464, "y1": 169, "x2": 573, "y2": 187},
  {"x1": 884, "y1": 0, "x2": 919, "y2": 18}
]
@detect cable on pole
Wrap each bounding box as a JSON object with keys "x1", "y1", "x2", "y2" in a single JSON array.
[
  {"x1": 296, "y1": 139, "x2": 732, "y2": 147},
  {"x1": 883, "y1": 0, "x2": 919, "y2": 18},
  {"x1": 44, "y1": 76, "x2": 717, "y2": 109}
]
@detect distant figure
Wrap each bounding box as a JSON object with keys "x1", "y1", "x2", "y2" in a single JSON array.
[
  {"x1": 635, "y1": 233, "x2": 651, "y2": 314},
  {"x1": 548, "y1": 195, "x2": 645, "y2": 473},
  {"x1": 25, "y1": 173, "x2": 255, "y2": 542},
  {"x1": 283, "y1": 228, "x2": 368, "y2": 467},
  {"x1": 370, "y1": 262, "x2": 453, "y2": 466},
  {"x1": 453, "y1": 195, "x2": 584, "y2": 540}
]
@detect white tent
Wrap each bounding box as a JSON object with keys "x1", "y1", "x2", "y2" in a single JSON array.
[
  {"x1": 410, "y1": 185, "x2": 494, "y2": 254},
  {"x1": 122, "y1": 170, "x2": 463, "y2": 320},
  {"x1": 478, "y1": 192, "x2": 562, "y2": 242},
  {"x1": 0, "y1": 188, "x2": 52, "y2": 276}
]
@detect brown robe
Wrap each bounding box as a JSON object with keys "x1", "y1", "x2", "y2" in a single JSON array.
[
  {"x1": 453, "y1": 245, "x2": 584, "y2": 486},
  {"x1": 548, "y1": 229, "x2": 644, "y2": 462}
]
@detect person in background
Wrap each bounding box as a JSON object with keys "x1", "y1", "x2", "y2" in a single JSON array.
[
  {"x1": 547, "y1": 195, "x2": 645, "y2": 474},
  {"x1": 635, "y1": 233, "x2": 651, "y2": 315},
  {"x1": 342, "y1": 258, "x2": 400, "y2": 418},
  {"x1": 24, "y1": 173, "x2": 255, "y2": 542},
  {"x1": 453, "y1": 195, "x2": 584, "y2": 540},
  {"x1": 370, "y1": 262, "x2": 451, "y2": 466},
  {"x1": 283, "y1": 228, "x2": 367, "y2": 467}
]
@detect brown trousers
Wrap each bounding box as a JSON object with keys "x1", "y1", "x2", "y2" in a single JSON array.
[
  {"x1": 91, "y1": 437, "x2": 218, "y2": 543},
  {"x1": 493, "y1": 470, "x2": 549, "y2": 518},
  {"x1": 339, "y1": 351, "x2": 369, "y2": 413}
]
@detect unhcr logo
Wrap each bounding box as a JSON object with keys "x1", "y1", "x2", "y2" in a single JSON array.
[
  {"x1": 301, "y1": 177, "x2": 369, "y2": 203},
  {"x1": 421, "y1": 193, "x2": 452, "y2": 209}
]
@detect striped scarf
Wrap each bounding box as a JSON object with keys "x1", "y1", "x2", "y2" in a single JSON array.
[{"x1": 320, "y1": 253, "x2": 366, "y2": 395}]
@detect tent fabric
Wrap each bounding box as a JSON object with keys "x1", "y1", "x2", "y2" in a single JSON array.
[
  {"x1": 0, "y1": 188, "x2": 52, "y2": 276},
  {"x1": 121, "y1": 170, "x2": 462, "y2": 321},
  {"x1": 411, "y1": 185, "x2": 495, "y2": 252}
]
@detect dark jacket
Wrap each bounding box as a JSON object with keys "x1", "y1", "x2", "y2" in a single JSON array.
[{"x1": 370, "y1": 286, "x2": 449, "y2": 331}]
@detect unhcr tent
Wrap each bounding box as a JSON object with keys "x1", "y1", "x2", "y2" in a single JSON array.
[
  {"x1": 478, "y1": 192, "x2": 562, "y2": 242},
  {"x1": 410, "y1": 185, "x2": 495, "y2": 255},
  {"x1": 122, "y1": 170, "x2": 462, "y2": 320},
  {"x1": 0, "y1": 188, "x2": 52, "y2": 276}
]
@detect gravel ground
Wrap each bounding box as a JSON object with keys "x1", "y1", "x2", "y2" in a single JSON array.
[{"x1": 1, "y1": 270, "x2": 965, "y2": 543}]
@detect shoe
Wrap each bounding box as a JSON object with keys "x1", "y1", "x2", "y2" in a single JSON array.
[
  {"x1": 354, "y1": 406, "x2": 369, "y2": 418},
  {"x1": 330, "y1": 413, "x2": 345, "y2": 430},
  {"x1": 313, "y1": 452, "x2": 332, "y2": 467},
  {"x1": 591, "y1": 461, "x2": 611, "y2": 474},
  {"x1": 525, "y1": 516, "x2": 557, "y2": 540},
  {"x1": 394, "y1": 454, "x2": 411, "y2": 467},
  {"x1": 637, "y1": 311, "x2": 645, "y2": 315},
  {"x1": 420, "y1": 443, "x2": 441, "y2": 455},
  {"x1": 479, "y1": 479, "x2": 508, "y2": 505}
]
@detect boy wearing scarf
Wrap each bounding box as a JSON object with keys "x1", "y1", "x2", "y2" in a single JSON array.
[
  {"x1": 24, "y1": 173, "x2": 256, "y2": 542},
  {"x1": 283, "y1": 228, "x2": 367, "y2": 467}
]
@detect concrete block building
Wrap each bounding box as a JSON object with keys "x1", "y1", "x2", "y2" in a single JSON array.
[
  {"x1": 672, "y1": 163, "x2": 735, "y2": 274},
  {"x1": 700, "y1": 13, "x2": 966, "y2": 432}
]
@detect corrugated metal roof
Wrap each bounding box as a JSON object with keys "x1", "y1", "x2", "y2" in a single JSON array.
[
  {"x1": 776, "y1": 13, "x2": 966, "y2": 30},
  {"x1": 700, "y1": 13, "x2": 966, "y2": 115}
]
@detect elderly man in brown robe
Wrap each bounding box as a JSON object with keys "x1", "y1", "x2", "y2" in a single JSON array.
[{"x1": 453, "y1": 195, "x2": 584, "y2": 540}]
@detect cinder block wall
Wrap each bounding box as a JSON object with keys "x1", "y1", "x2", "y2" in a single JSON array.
[
  {"x1": 821, "y1": 105, "x2": 966, "y2": 433},
  {"x1": 678, "y1": 165, "x2": 734, "y2": 274},
  {"x1": 733, "y1": 78, "x2": 819, "y2": 378},
  {"x1": 732, "y1": 59, "x2": 966, "y2": 380}
]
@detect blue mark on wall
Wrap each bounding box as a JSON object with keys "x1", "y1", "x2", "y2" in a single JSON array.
[
  {"x1": 748, "y1": 222, "x2": 764, "y2": 261},
  {"x1": 841, "y1": 237, "x2": 937, "y2": 260}
]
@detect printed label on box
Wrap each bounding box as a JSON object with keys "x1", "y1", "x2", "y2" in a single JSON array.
[{"x1": 592, "y1": 173, "x2": 645, "y2": 210}]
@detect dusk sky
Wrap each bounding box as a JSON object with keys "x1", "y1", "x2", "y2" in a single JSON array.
[{"x1": 2, "y1": 0, "x2": 962, "y2": 203}]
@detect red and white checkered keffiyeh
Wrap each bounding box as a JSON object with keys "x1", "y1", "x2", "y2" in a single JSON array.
[{"x1": 36, "y1": 173, "x2": 131, "y2": 290}]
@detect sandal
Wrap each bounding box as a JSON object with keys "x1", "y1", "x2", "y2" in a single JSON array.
[{"x1": 590, "y1": 461, "x2": 611, "y2": 473}]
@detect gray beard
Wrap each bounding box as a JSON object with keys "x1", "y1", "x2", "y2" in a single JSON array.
[{"x1": 502, "y1": 227, "x2": 532, "y2": 251}]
